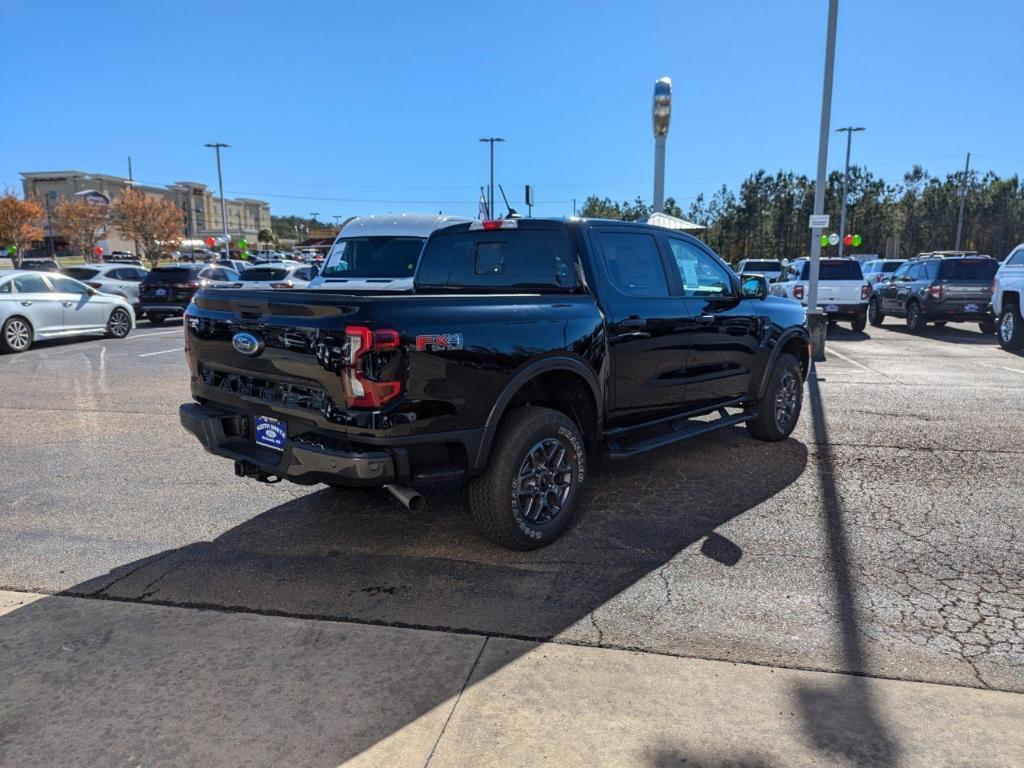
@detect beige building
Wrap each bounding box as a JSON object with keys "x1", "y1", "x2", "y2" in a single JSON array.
[{"x1": 21, "y1": 170, "x2": 271, "y2": 255}]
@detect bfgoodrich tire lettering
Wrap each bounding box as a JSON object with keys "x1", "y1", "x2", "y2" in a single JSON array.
[{"x1": 468, "y1": 406, "x2": 586, "y2": 550}]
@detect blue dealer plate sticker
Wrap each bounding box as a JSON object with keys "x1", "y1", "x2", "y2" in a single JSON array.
[{"x1": 254, "y1": 415, "x2": 287, "y2": 451}]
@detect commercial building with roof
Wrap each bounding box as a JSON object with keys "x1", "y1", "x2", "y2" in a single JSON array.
[{"x1": 20, "y1": 170, "x2": 271, "y2": 256}]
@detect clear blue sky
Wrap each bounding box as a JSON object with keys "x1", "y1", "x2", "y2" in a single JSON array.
[{"x1": 2, "y1": 0, "x2": 1022, "y2": 220}]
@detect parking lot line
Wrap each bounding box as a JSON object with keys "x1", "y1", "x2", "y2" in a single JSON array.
[
  {"x1": 824, "y1": 346, "x2": 872, "y2": 372},
  {"x1": 129, "y1": 330, "x2": 182, "y2": 338},
  {"x1": 137, "y1": 348, "x2": 184, "y2": 357}
]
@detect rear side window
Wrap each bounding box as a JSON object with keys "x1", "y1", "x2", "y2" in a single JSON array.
[
  {"x1": 592, "y1": 231, "x2": 668, "y2": 297},
  {"x1": 800, "y1": 260, "x2": 864, "y2": 280},
  {"x1": 940, "y1": 259, "x2": 998, "y2": 280},
  {"x1": 13, "y1": 275, "x2": 51, "y2": 293},
  {"x1": 48, "y1": 276, "x2": 90, "y2": 294},
  {"x1": 416, "y1": 229, "x2": 577, "y2": 291},
  {"x1": 1008, "y1": 249, "x2": 1024, "y2": 266},
  {"x1": 63, "y1": 267, "x2": 99, "y2": 280}
]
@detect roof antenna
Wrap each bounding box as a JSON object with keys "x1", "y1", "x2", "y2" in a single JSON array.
[{"x1": 498, "y1": 184, "x2": 522, "y2": 219}]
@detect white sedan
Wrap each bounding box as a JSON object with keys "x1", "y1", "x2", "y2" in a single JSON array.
[
  {"x1": 221, "y1": 264, "x2": 316, "y2": 290},
  {"x1": 0, "y1": 270, "x2": 135, "y2": 353}
]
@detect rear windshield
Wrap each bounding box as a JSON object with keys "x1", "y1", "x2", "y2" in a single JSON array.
[
  {"x1": 63, "y1": 267, "x2": 99, "y2": 280},
  {"x1": 800, "y1": 260, "x2": 864, "y2": 280},
  {"x1": 415, "y1": 228, "x2": 577, "y2": 291},
  {"x1": 144, "y1": 267, "x2": 200, "y2": 283},
  {"x1": 880, "y1": 262, "x2": 903, "y2": 273},
  {"x1": 743, "y1": 260, "x2": 781, "y2": 271},
  {"x1": 240, "y1": 268, "x2": 288, "y2": 281},
  {"x1": 939, "y1": 259, "x2": 998, "y2": 281},
  {"x1": 321, "y1": 236, "x2": 425, "y2": 278}
]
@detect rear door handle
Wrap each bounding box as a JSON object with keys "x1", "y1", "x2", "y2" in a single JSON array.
[
  {"x1": 62, "y1": 301, "x2": 74, "y2": 307},
  {"x1": 620, "y1": 316, "x2": 647, "y2": 328},
  {"x1": 20, "y1": 300, "x2": 32, "y2": 306}
]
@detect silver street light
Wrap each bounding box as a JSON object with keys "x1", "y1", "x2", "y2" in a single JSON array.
[
  {"x1": 835, "y1": 126, "x2": 865, "y2": 258},
  {"x1": 479, "y1": 138, "x2": 505, "y2": 218},
  {"x1": 204, "y1": 143, "x2": 230, "y2": 256},
  {"x1": 652, "y1": 77, "x2": 672, "y2": 213}
]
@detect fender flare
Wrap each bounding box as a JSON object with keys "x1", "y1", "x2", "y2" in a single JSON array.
[
  {"x1": 472, "y1": 356, "x2": 603, "y2": 470},
  {"x1": 754, "y1": 327, "x2": 809, "y2": 399}
]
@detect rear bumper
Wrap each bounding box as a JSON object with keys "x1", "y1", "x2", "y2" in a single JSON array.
[
  {"x1": 922, "y1": 303, "x2": 994, "y2": 322},
  {"x1": 140, "y1": 303, "x2": 188, "y2": 315},
  {"x1": 180, "y1": 402, "x2": 396, "y2": 486},
  {"x1": 820, "y1": 303, "x2": 866, "y2": 318}
]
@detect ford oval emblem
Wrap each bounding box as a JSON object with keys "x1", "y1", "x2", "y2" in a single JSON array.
[{"x1": 232, "y1": 331, "x2": 264, "y2": 357}]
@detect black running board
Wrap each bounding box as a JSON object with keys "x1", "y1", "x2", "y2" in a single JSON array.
[{"x1": 604, "y1": 407, "x2": 756, "y2": 460}]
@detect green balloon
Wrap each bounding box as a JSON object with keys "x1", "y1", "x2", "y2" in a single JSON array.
[
  {"x1": 819, "y1": 235, "x2": 829, "y2": 247},
  {"x1": 852, "y1": 234, "x2": 863, "y2": 247},
  {"x1": 237, "y1": 239, "x2": 248, "y2": 249},
  {"x1": 5, "y1": 245, "x2": 16, "y2": 255},
  {"x1": 240, "y1": 250, "x2": 249, "y2": 259}
]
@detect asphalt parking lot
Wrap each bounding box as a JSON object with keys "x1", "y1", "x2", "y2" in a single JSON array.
[{"x1": 2, "y1": 317, "x2": 1023, "y2": 763}]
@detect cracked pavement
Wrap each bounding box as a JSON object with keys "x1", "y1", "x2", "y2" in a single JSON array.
[{"x1": 1, "y1": 320, "x2": 1022, "y2": 693}]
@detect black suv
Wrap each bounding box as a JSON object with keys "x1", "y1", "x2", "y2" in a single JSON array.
[
  {"x1": 139, "y1": 263, "x2": 207, "y2": 324},
  {"x1": 869, "y1": 254, "x2": 998, "y2": 333}
]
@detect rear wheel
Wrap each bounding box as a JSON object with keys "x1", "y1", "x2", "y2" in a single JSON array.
[
  {"x1": 746, "y1": 353, "x2": 803, "y2": 442},
  {"x1": 1, "y1": 316, "x2": 32, "y2": 353},
  {"x1": 148, "y1": 315, "x2": 165, "y2": 325},
  {"x1": 905, "y1": 302, "x2": 924, "y2": 333},
  {"x1": 468, "y1": 406, "x2": 586, "y2": 550},
  {"x1": 998, "y1": 304, "x2": 1024, "y2": 350},
  {"x1": 106, "y1": 308, "x2": 132, "y2": 338},
  {"x1": 850, "y1": 312, "x2": 867, "y2": 332},
  {"x1": 979, "y1": 319, "x2": 997, "y2": 336},
  {"x1": 933, "y1": 321, "x2": 947, "y2": 327},
  {"x1": 868, "y1": 298, "x2": 885, "y2": 327}
]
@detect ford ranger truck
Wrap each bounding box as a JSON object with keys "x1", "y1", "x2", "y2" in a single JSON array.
[
  {"x1": 180, "y1": 218, "x2": 809, "y2": 549},
  {"x1": 993, "y1": 243, "x2": 1024, "y2": 350}
]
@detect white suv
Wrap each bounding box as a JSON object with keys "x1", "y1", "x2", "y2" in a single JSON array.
[
  {"x1": 770, "y1": 258, "x2": 871, "y2": 331},
  {"x1": 993, "y1": 243, "x2": 1024, "y2": 350}
]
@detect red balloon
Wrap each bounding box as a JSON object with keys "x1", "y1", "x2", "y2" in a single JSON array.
[
  {"x1": 93, "y1": 246, "x2": 103, "y2": 255},
  {"x1": 205, "y1": 236, "x2": 216, "y2": 247},
  {"x1": 843, "y1": 234, "x2": 853, "y2": 246}
]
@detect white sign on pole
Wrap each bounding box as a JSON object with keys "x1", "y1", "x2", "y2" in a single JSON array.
[{"x1": 809, "y1": 214, "x2": 830, "y2": 229}]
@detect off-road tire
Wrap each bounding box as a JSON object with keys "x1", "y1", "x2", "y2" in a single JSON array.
[
  {"x1": 868, "y1": 298, "x2": 885, "y2": 327},
  {"x1": 906, "y1": 302, "x2": 924, "y2": 333},
  {"x1": 468, "y1": 406, "x2": 586, "y2": 550},
  {"x1": 850, "y1": 312, "x2": 867, "y2": 332},
  {"x1": 746, "y1": 353, "x2": 803, "y2": 442},
  {"x1": 148, "y1": 315, "x2": 165, "y2": 325},
  {"x1": 997, "y1": 304, "x2": 1024, "y2": 351}
]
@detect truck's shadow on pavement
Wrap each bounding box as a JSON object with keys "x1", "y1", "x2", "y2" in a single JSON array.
[{"x1": 3, "y1": 422, "x2": 907, "y2": 766}]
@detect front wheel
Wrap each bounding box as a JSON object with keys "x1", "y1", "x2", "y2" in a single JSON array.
[
  {"x1": 998, "y1": 304, "x2": 1024, "y2": 350},
  {"x1": 746, "y1": 353, "x2": 803, "y2": 442},
  {"x1": 468, "y1": 406, "x2": 586, "y2": 550},
  {"x1": 906, "y1": 302, "x2": 924, "y2": 333},
  {"x1": 850, "y1": 312, "x2": 867, "y2": 332},
  {"x1": 868, "y1": 298, "x2": 885, "y2": 327},
  {"x1": 106, "y1": 308, "x2": 132, "y2": 338}
]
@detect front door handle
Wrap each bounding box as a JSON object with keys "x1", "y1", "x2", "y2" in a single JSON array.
[
  {"x1": 20, "y1": 300, "x2": 32, "y2": 306},
  {"x1": 695, "y1": 314, "x2": 716, "y2": 326},
  {"x1": 620, "y1": 316, "x2": 646, "y2": 329},
  {"x1": 62, "y1": 301, "x2": 74, "y2": 307}
]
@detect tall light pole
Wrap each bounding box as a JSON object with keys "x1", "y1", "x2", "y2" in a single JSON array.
[
  {"x1": 652, "y1": 77, "x2": 672, "y2": 213},
  {"x1": 835, "y1": 126, "x2": 865, "y2": 258},
  {"x1": 806, "y1": 0, "x2": 839, "y2": 362},
  {"x1": 44, "y1": 191, "x2": 56, "y2": 259},
  {"x1": 204, "y1": 143, "x2": 230, "y2": 255},
  {"x1": 309, "y1": 212, "x2": 319, "y2": 226},
  {"x1": 954, "y1": 152, "x2": 971, "y2": 250},
  {"x1": 479, "y1": 137, "x2": 505, "y2": 219}
]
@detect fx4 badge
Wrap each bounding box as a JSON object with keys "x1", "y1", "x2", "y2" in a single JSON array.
[{"x1": 416, "y1": 333, "x2": 464, "y2": 352}]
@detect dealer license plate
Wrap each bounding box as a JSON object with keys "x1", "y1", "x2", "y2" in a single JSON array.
[
  {"x1": 154, "y1": 288, "x2": 168, "y2": 297},
  {"x1": 826, "y1": 304, "x2": 840, "y2": 313},
  {"x1": 963, "y1": 304, "x2": 979, "y2": 313},
  {"x1": 254, "y1": 415, "x2": 287, "y2": 451}
]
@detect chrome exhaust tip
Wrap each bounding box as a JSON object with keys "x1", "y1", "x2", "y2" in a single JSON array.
[{"x1": 385, "y1": 483, "x2": 425, "y2": 512}]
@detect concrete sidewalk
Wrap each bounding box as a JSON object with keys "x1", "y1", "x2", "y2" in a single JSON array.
[{"x1": 1, "y1": 591, "x2": 1021, "y2": 768}]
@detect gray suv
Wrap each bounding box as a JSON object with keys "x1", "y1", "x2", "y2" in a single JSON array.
[{"x1": 869, "y1": 254, "x2": 999, "y2": 333}]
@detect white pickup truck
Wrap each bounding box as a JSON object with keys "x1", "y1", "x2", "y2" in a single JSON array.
[
  {"x1": 993, "y1": 243, "x2": 1024, "y2": 350},
  {"x1": 769, "y1": 258, "x2": 871, "y2": 331}
]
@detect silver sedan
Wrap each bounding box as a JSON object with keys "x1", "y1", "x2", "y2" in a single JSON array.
[{"x1": 0, "y1": 270, "x2": 135, "y2": 353}]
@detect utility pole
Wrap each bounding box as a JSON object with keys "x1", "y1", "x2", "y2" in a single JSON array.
[
  {"x1": 806, "y1": 0, "x2": 839, "y2": 362},
  {"x1": 204, "y1": 143, "x2": 230, "y2": 257},
  {"x1": 127, "y1": 156, "x2": 140, "y2": 258},
  {"x1": 479, "y1": 137, "x2": 505, "y2": 219},
  {"x1": 835, "y1": 126, "x2": 865, "y2": 258},
  {"x1": 44, "y1": 192, "x2": 56, "y2": 259},
  {"x1": 954, "y1": 152, "x2": 971, "y2": 251}
]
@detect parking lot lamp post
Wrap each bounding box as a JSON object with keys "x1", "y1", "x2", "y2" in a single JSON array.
[
  {"x1": 835, "y1": 126, "x2": 864, "y2": 258},
  {"x1": 652, "y1": 77, "x2": 672, "y2": 213},
  {"x1": 204, "y1": 143, "x2": 230, "y2": 258},
  {"x1": 44, "y1": 192, "x2": 56, "y2": 259},
  {"x1": 806, "y1": 0, "x2": 839, "y2": 362},
  {"x1": 479, "y1": 138, "x2": 504, "y2": 219}
]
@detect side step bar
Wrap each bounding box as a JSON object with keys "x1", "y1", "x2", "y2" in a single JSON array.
[{"x1": 604, "y1": 407, "x2": 756, "y2": 460}]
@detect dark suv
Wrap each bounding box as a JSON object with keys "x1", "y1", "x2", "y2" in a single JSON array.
[
  {"x1": 869, "y1": 254, "x2": 999, "y2": 333},
  {"x1": 139, "y1": 263, "x2": 207, "y2": 324}
]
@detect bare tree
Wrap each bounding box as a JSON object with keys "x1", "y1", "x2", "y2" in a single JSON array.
[
  {"x1": 114, "y1": 189, "x2": 183, "y2": 268},
  {"x1": 0, "y1": 192, "x2": 44, "y2": 268},
  {"x1": 52, "y1": 198, "x2": 109, "y2": 261}
]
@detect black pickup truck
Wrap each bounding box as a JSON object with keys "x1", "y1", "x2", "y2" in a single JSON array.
[{"x1": 180, "y1": 218, "x2": 809, "y2": 549}]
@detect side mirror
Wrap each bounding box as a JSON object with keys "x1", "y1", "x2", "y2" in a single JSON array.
[
  {"x1": 86, "y1": 287, "x2": 98, "y2": 296},
  {"x1": 740, "y1": 273, "x2": 768, "y2": 300}
]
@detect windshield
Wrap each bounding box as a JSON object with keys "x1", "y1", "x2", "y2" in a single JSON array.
[
  {"x1": 239, "y1": 268, "x2": 288, "y2": 282},
  {"x1": 63, "y1": 267, "x2": 100, "y2": 280},
  {"x1": 939, "y1": 259, "x2": 998, "y2": 280},
  {"x1": 321, "y1": 236, "x2": 426, "y2": 278},
  {"x1": 800, "y1": 260, "x2": 864, "y2": 280}
]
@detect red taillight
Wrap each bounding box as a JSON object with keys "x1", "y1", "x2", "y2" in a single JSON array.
[
  {"x1": 269, "y1": 281, "x2": 293, "y2": 289},
  {"x1": 793, "y1": 285, "x2": 805, "y2": 300},
  {"x1": 341, "y1": 325, "x2": 403, "y2": 409},
  {"x1": 470, "y1": 219, "x2": 518, "y2": 231},
  {"x1": 929, "y1": 284, "x2": 943, "y2": 300},
  {"x1": 482, "y1": 220, "x2": 503, "y2": 230},
  {"x1": 172, "y1": 282, "x2": 199, "y2": 289},
  {"x1": 861, "y1": 283, "x2": 871, "y2": 300}
]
